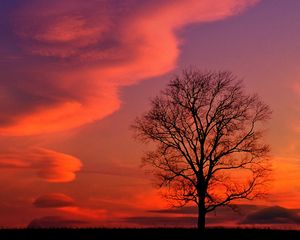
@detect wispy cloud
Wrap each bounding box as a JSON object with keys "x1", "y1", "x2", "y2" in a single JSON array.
[{"x1": 0, "y1": 0, "x2": 258, "y2": 135}]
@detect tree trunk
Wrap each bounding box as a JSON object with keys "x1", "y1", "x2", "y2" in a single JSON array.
[{"x1": 197, "y1": 203, "x2": 206, "y2": 234}]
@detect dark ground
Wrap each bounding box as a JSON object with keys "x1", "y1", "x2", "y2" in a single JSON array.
[{"x1": 0, "y1": 228, "x2": 299, "y2": 240}]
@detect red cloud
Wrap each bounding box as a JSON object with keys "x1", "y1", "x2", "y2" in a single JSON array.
[
  {"x1": 33, "y1": 193, "x2": 107, "y2": 223},
  {"x1": 0, "y1": 148, "x2": 82, "y2": 182},
  {"x1": 33, "y1": 193, "x2": 75, "y2": 208},
  {"x1": 0, "y1": 0, "x2": 258, "y2": 136}
]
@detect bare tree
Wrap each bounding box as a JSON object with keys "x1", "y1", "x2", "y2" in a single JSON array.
[{"x1": 132, "y1": 69, "x2": 272, "y2": 232}]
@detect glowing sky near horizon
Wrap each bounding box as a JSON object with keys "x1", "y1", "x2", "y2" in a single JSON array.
[{"x1": 1, "y1": 0, "x2": 300, "y2": 228}]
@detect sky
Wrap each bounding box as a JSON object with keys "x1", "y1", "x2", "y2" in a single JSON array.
[{"x1": 0, "y1": 0, "x2": 300, "y2": 228}]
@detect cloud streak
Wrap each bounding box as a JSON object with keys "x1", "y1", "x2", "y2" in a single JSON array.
[
  {"x1": 0, "y1": 0, "x2": 259, "y2": 135},
  {"x1": 0, "y1": 148, "x2": 82, "y2": 182}
]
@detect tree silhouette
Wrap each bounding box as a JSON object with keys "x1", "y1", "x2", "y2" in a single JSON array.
[{"x1": 132, "y1": 69, "x2": 272, "y2": 232}]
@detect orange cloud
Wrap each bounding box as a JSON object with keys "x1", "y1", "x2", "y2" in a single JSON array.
[
  {"x1": 0, "y1": 148, "x2": 82, "y2": 182},
  {"x1": 59, "y1": 206, "x2": 107, "y2": 220},
  {"x1": 32, "y1": 193, "x2": 107, "y2": 224},
  {"x1": 0, "y1": 0, "x2": 258, "y2": 136}
]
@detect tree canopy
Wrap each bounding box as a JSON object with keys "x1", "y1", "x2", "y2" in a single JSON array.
[{"x1": 132, "y1": 69, "x2": 272, "y2": 231}]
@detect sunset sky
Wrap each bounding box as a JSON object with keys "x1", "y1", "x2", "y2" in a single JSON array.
[{"x1": 1, "y1": 0, "x2": 300, "y2": 228}]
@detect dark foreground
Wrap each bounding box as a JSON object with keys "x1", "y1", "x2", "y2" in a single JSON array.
[{"x1": 0, "y1": 228, "x2": 299, "y2": 240}]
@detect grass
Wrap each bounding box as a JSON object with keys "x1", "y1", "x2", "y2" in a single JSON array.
[{"x1": 0, "y1": 227, "x2": 299, "y2": 240}]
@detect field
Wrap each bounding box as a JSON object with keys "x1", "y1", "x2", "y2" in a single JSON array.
[{"x1": 0, "y1": 228, "x2": 299, "y2": 240}]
